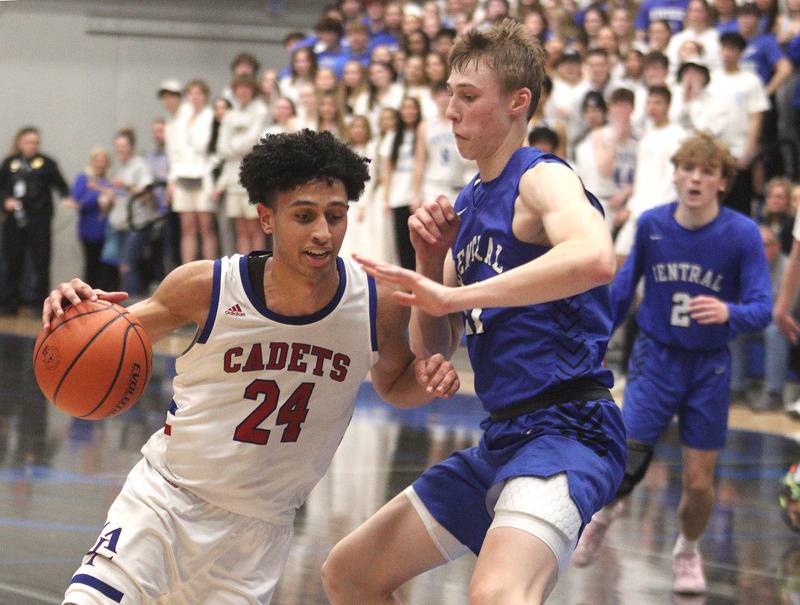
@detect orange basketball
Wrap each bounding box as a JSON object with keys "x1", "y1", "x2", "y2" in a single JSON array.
[{"x1": 33, "y1": 300, "x2": 152, "y2": 420}]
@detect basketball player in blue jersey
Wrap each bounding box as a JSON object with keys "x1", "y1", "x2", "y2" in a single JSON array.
[
  {"x1": 41, "y1": 130, "x2": 460, "y2": 605},
  {"x1": 323, "y1": 19, "x2": 627, "y2": 604},
  {"x1": 573, "y1": 132, "x2": 772, "y2": 594}
]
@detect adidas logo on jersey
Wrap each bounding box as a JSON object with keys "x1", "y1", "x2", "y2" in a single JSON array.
[{"x1": 225, "y1": 304, "x2": 246, "y2": 317}]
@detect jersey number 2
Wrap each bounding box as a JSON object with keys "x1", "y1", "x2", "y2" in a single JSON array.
[
  {"x1": 234, "y1": 379, "x2": 314, "y2": 445},
  {"x1": 670, "y1": 292, "x2": 691, "y2": 327}
]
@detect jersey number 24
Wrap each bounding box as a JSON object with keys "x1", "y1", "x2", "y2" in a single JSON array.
[{"x1": 234, "y1": 379, "x2": 313, "y2": 445}]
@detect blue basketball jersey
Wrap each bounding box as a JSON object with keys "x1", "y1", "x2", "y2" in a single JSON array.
[
  {"x1": 451, "y1": 147, "x2": 614, "y2": 414},
  {"x1": 612, "y1": 202, "x2": 772, "y2": 350}
]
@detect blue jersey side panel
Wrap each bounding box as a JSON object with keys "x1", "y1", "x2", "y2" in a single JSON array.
[
  {"x1": 451, "y1": 147, "x2": 614, "y2": 414},
  {"x1": 611, "y1": 202, "x2": 772, "y2": 350}
]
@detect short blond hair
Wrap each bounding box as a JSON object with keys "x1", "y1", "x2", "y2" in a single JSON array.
[
  {"x1": 671, "y1": 131, "x2": 736, "y2": 193},
  {"x1": 449, "y1": 18, "x2": 545, "y2": 119},
  {"x1": 85, "y1": 146, "x2": 109, "y2": 177}
]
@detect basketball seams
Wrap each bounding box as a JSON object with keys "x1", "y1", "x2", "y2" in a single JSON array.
[
  {"x1": 125, "y1": 323, "x2": 152, "y2": 407},
  {"x1": 52, "y1": 314, "x2": 126, "y2": 406},
  {"x1": 81, "y1": 323, "x2": 133, "y2": 419},
  {"x1": 34, "y1": 304, "x2": 117, "y2": 361},
  {"x1": 35, "y1": 299, "x2": 153, "y2": 420}
]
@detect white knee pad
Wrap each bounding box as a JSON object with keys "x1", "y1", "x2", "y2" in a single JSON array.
[
  {"x1": 404, "y1": 486, "x2": 471, "y2": 561},
  {"x1": 488, "y1": 474, "x2": 582, "y2": 578}
]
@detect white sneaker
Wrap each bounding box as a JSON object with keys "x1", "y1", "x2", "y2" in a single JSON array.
[
  {"x1": 572, "y1": 517, "x2": 610, "y2": 568},
  {"x1": 672, "y1": 551, "x2": 707, "y2": 594}
]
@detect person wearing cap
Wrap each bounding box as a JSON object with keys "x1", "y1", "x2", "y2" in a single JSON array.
[
  {"x1": 215, "y1": 75, "x2": 269, "y2": 255},
  {"x1": 670, "y1": 56, "x2": 727, "y2": 134},
  {"x1": 708, "y1": 32, "x2": 770, "y2": 216},
  {"x1": 157, "y1": 79, "x2": 187, "y2": 214}
]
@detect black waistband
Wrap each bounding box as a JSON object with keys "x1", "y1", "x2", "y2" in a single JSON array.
[{"x1": 489, "y1": 377, "x2": 614, "y2": 421}]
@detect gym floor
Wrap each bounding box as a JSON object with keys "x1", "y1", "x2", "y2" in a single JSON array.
[{"x1": 1, "y1": 311, "x2": 799, "y2": 605}]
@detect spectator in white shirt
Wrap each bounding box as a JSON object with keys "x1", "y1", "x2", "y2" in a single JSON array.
[
  {"x1": 709, "y1": 32, "x2": 770, "y2": 216},
  {"x1": 170, "y1": 79, "x2": 216, "y2": 263},
  {"x1": 614, "y1": 85, "x2": 686, "y2": 262},
  {"x1": 216, "y1": 75, "x2": 269, "y2": 254}
]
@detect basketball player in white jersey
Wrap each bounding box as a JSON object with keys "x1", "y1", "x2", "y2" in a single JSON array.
[
  {"x1": 410, "y1": 82, "x2": 473, "y2": 210},
  {"x1": 42, "y1": 129, "x2": 460, "y2": 605}
]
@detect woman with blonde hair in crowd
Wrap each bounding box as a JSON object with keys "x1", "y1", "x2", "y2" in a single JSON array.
[
  {"x1": 70, "y1": 146, "x2": 116, "y2": 290},
  {"x1": 423, "y1": 51, "x2": 448, "y2": 87},
  {"x1": 171, "y1": 78, "x2": 216, "y2": 263},
  {"x1": 402, "y1": 54, "x2": 438, "y2": 119},
  {"x1": 258, "y1": 68, "x2": 280, "y2": 120},
  {"x1": 341, "y1": 60, "x2": 369, "y2": 116},
  {"x1": 315, "y1": 92, "x2": 348, "y2": 139},
  {"x1": 380, "y1": 96, "x2": 422, "y2": 269},
  {"x1": 355, "y1": 60, "x2": 404, "y2": 133},
  {"x1": 314, "y1": 66, "x2": 340, "y2": 95},
  {"x1": 278, "y1": 45, "x2": 317, "y2": 105},
  {"x1": 263, "y1": 97, "x2": 298, "y2": 135},
  {"x1": 216, "y1": 75, "x2": 268, "y2": 254},
  {"x1": 339, "y1": 115, "x2": 374, "y2": 259},
  {"x1": 106, "y1": 128, "x2": 154, "y2": 297},
  {"x1": 366, "y1": 107, "x2": 401, "y2": 265},
  {"x1": 294, "y1": 82, "x2": 320, "y2": 131}
]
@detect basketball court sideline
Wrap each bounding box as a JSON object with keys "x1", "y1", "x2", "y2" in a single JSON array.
[{"x1": 1, "y1": 311, "x2": 799, "y2": 604}]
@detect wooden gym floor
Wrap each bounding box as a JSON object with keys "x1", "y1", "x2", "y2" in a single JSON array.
[{"x1": 1, "y1": 310, "x2": 799, "y2": 605}]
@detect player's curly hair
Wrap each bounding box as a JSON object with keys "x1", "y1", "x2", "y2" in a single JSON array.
[{"x1": 239, "y1": 129, "x2": 370, "y2": 207}]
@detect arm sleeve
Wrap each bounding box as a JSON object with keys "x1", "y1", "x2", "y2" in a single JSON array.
[
  {"x1": 727, "y1": 222, "x2": 773, "y2": 334},
  {"x1": 610, "y1": 215, "x2": 646, "y2": 331},
  {"x1": 765, "y1": 36, "x2": 787, "y2": 67},
  {"x1": 72, "y1": 173, "x2": 100, "y2": 214}
]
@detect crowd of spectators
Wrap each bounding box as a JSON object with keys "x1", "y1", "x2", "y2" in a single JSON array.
[{"x1": 2, "y1": 0, "x2": 800, "y2": 410}]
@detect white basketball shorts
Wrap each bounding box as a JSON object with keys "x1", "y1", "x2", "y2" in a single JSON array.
[{"x1": 63, "y1": 458, "x2": 293, "y2": 605}]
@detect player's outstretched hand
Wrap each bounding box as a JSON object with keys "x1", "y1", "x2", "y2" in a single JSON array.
[
  {"x1": 415, "y1": 353, "x2": 460, "y2": 398},
  {"x1": 408, "y1": 195, "x2": 460, "y2": 266},
  {"x1": 43, "y1": 278, "x2": 128, "y2": 329},
  {"x1": 353, "y1": 253, "x2": 455, "y2": 316},
  {"x1": 688, "y1": 295, "x2": 729, "y2": 325},
  {"x1": 776, "y1": 309, "x2": 800, "y2": 345}
]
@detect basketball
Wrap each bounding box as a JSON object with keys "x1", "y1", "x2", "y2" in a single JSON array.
[{"x1": 33, "y1": 300, "x2": 152, "y2": 420}]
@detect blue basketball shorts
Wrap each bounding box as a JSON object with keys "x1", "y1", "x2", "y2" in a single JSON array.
[
  {"x1": 623, "y1": 333, "x2": 731, "y2": 450},
  {"x1": 411, "y1": 398, "x2": 626, "y2": 556}
]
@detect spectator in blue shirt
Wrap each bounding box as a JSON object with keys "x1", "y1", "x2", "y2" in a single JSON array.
[
  {"x1": 70, "y1": 147, "x2": 116, "y2": 291},
  {"x1": 635, "y1": 0, "x2": 689, "y2": 39},
  {"x1": 738, "y1": 2, "x2": 794, "y2": 180},
  {"x1": 739, "y1": 3, "x2": 793, "y2": 92},
  {"x1": 364, "y1": 0, "x2": 400, "y2": 51},
  {"x1": 333, "y1": 21, "x2": 372, "y2": 77},
  {"x1": 714, "y1": 0, "x2": 739, "y2": 34}
]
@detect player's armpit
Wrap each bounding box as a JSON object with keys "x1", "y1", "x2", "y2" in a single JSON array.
[{"x1": 129, "y1": 261, "x2": 214, "y2": 342}]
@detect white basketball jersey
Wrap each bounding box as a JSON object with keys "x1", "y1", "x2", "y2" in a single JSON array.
[
  {"x1": 142, "y1": 254, "x2": 379, "y2": 524},
  {"x1": 423, "y1": 116, "x2": 466, "y2": 191}
]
